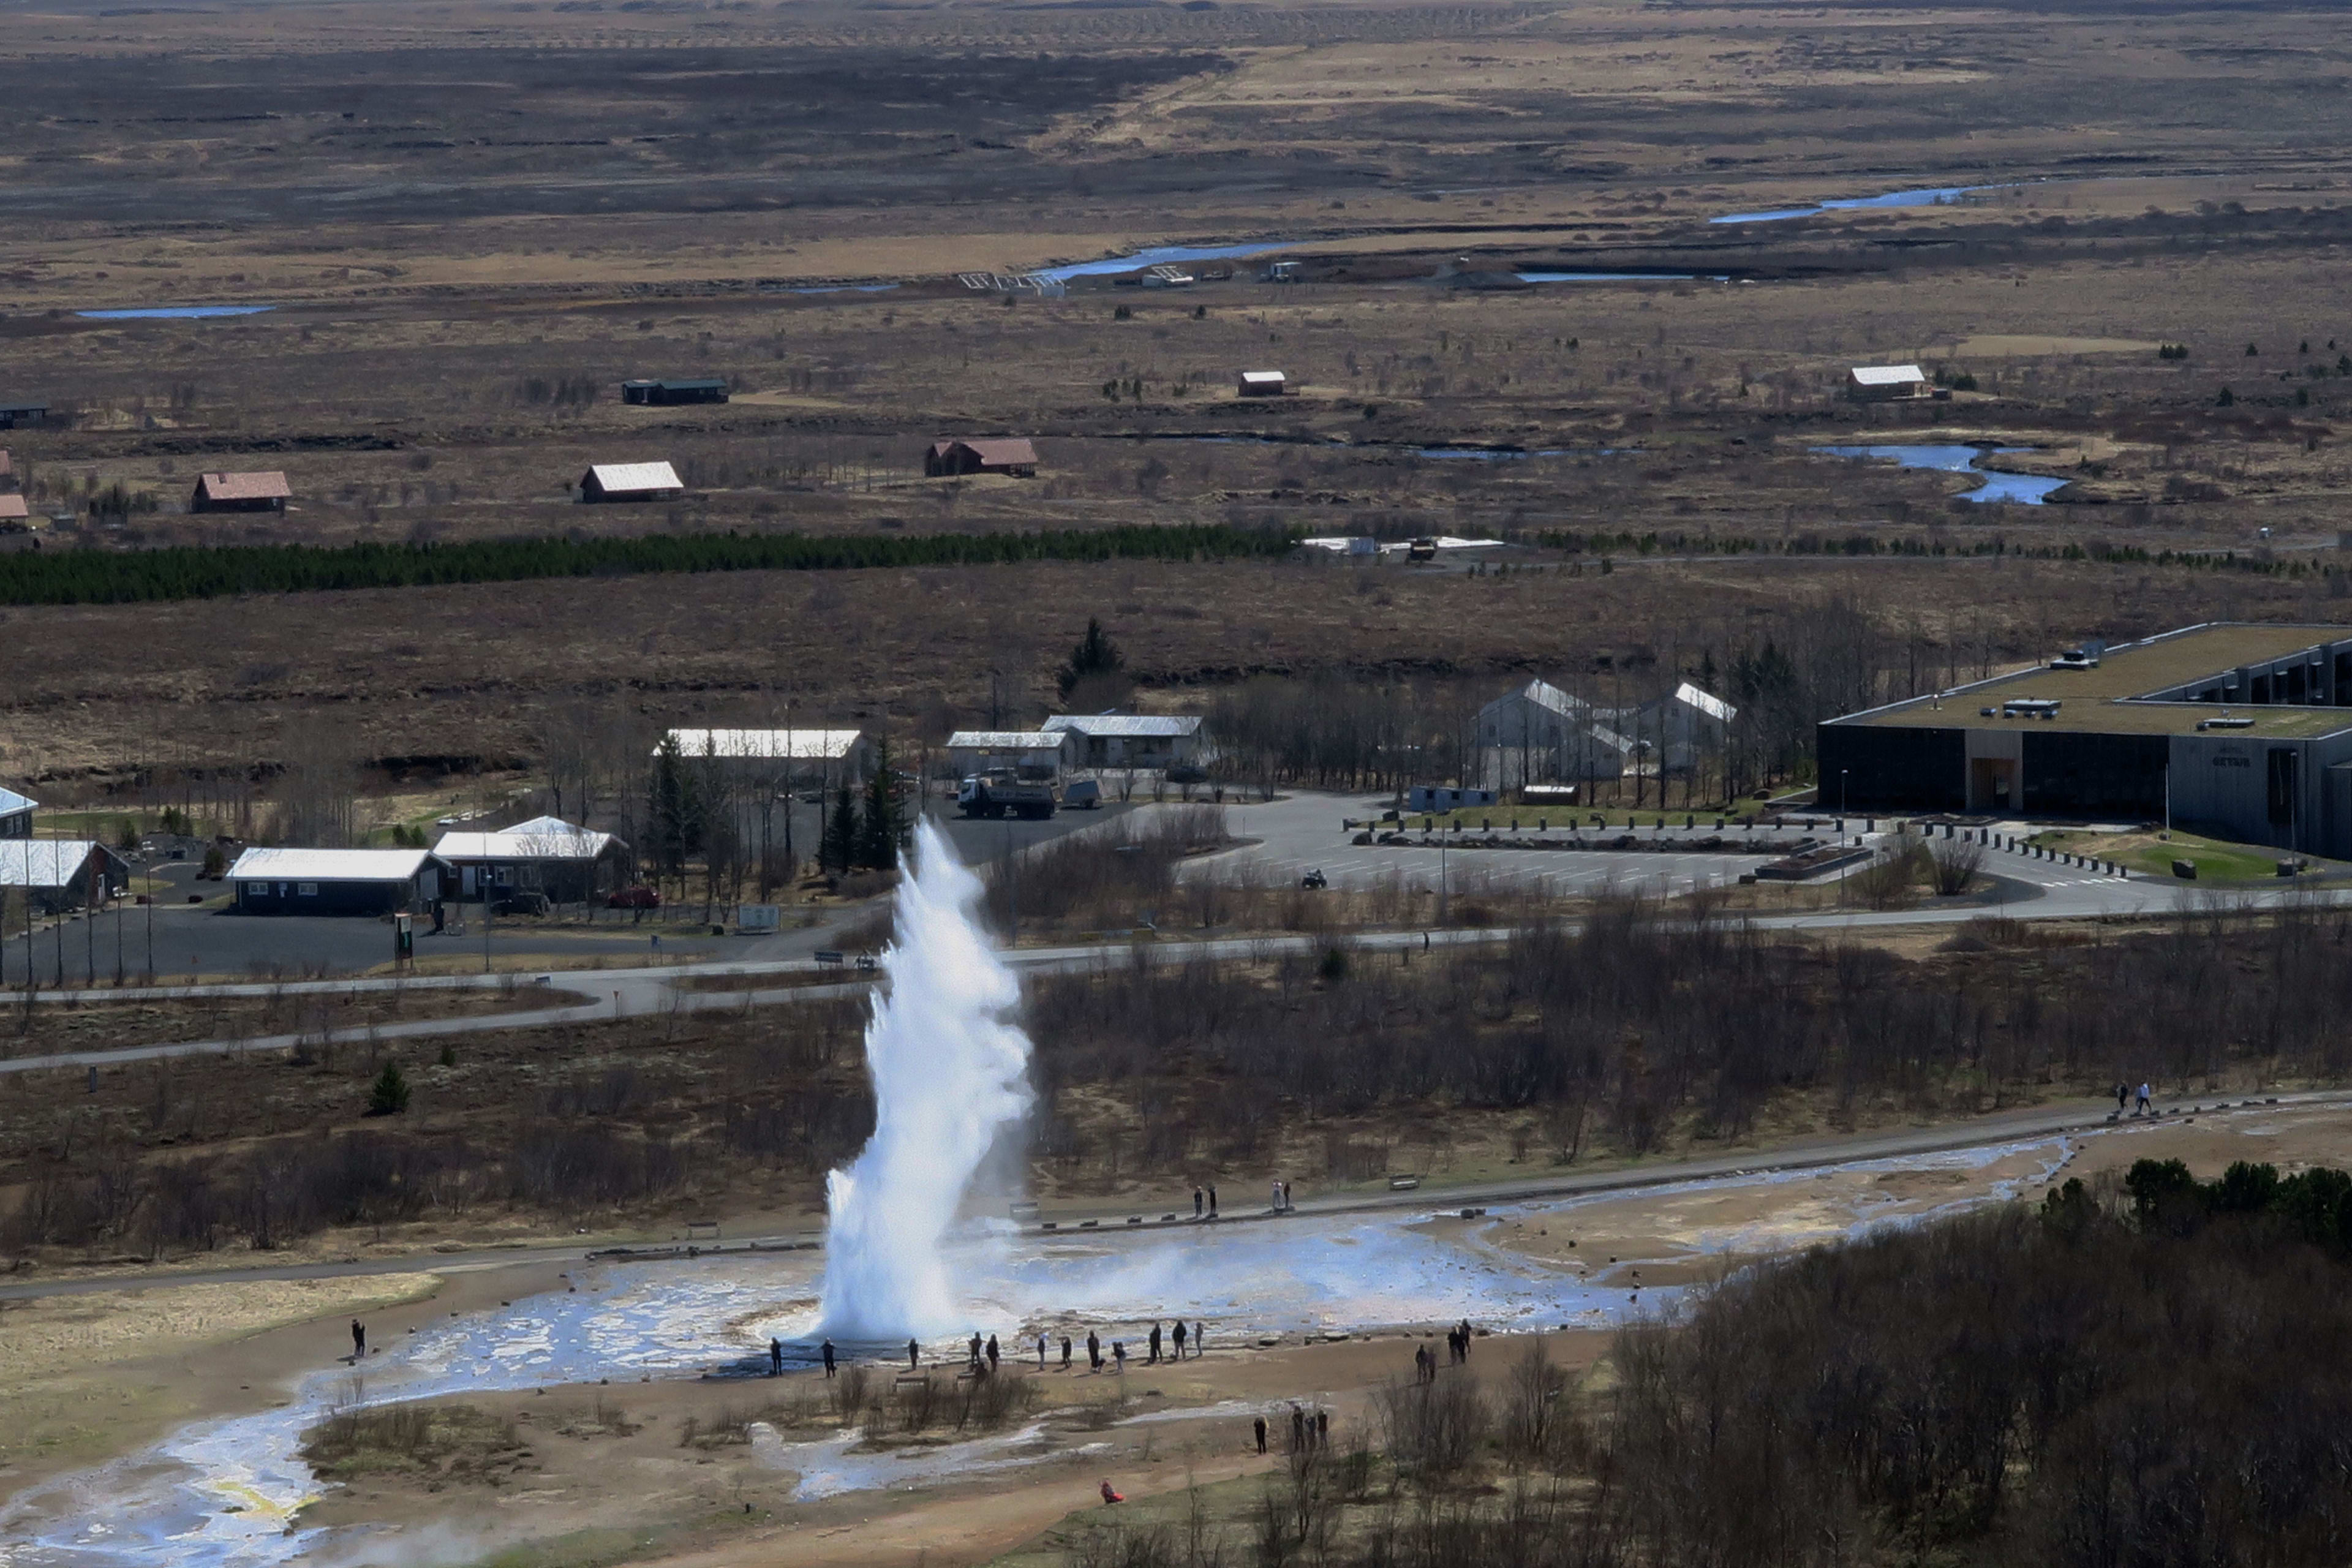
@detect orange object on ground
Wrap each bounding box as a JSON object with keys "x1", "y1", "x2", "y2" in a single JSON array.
[{"x1": 1100, "y1": 1481, "x2": 1125, "y2": 1505}]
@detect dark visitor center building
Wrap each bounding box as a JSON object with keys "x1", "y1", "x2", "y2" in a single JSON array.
[{"x1": 1818, "y1": 622, "x2": 2352, "y2": 857}]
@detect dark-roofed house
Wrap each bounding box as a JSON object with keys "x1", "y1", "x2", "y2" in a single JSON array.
[
  {"x1": 581, "y1": 461, "x2": 684, "y2": 503},
  {"x1": 433, "y1": 815, "x2": 631, "y2": 903},
  {"x1": 228, "y1": 847, "x2": 450, "y2": 916},
  {"x1": 0, "y1": 840, "x2": 129, "y2": 911},
  {"x1": 622, "y1": 378, "x2": 729, "y2": 406},
  {"x1": 192, "y1": 470, "x2": 291, "y2": 514},
  {"x1": 0, "y1": 404, "x2": 47, "y2": 431},
  {"x1": 0, "y1": 786, "x2": 34, "y2": 838},
  {"x1": 925, "y1": 439, "x2": 1039, "y2": 478}
]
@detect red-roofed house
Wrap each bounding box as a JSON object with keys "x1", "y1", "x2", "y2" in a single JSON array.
[
  {"x1": 924, "y1": 438, "x2": 1039, "y2": 478},
  {"x1": 191, "y1": 470, "x2": 291, "y2": 514}
]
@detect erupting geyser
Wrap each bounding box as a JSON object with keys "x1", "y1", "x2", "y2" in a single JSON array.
[{"x1": 816, "y1": 819, "x2": 1035, "y2": 1339}]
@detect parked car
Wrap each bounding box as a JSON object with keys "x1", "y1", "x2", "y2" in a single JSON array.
[
  {"x1": 1166, "y1": 764, "x2": 1209, "y2": 785},
  {"x1": 606, "y1": 885, "x2": 662, "y2": 909},
  {"x1": 1061, "y1": 778, "x2": 1102, "y2": 810},
  {"x1": 491, "y1": 891, "x2": 551, "y2": 917}
]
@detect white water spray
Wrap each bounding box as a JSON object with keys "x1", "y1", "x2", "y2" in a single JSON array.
[{"x1": 817, "y1": 818, "x2": 1034, "y2": 1340}]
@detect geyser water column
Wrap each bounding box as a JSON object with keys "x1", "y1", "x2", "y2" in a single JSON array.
[{"x1": 818, "y1": 818, "x2": 1035, "y2": 1340}]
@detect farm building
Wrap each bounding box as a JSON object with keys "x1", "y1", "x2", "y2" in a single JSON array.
[
  {"x1": 1846, "y1": 364, "x2": 1931, "y2": 402},
  {"x1": 190, "y1": 471, "x2": 290, "y2": 513},
  {"x1": 0, "y1": 496, "x2": 26, "y2": 527},
  {"x1": 580, "y1": 461, "x2": 684, "y2": 503},
  {"x1": 658, "y1": 728, "x2": 871, "y2": 787},
  {"x1": 621, "y1": 377, "x2": 728, "y2": 406},
  {"x1": 925, "y1": 439, "x2": 1039, "y2": 478},
  {"x1": 0, "y1": 786, "x2": 36, "y2": 838},
  {"x1": 946, "y1": 731, "x2": 1066, "y2": 780},
  {"x1": 228, "y1": 847, "x2": 450, "y2": 916},
  {"x1": 1237, "y1": 371, "x2": 1287, "y2": 398},
  {"x1": 0, "y1": 403, "x2": 46, "y2": 431},
  {"x1": 1041, "y1": 714, "x2": 1205, "y2": 772},
  {"x1": 0, "y1": 840, "x2": 129, "y2": 910},
  {"x1": 433, "y1": 815, "x2": 630, "y2": 903},
  {"x1": 1818, "y1": 622, "x2": 2352, "y2": 856}
]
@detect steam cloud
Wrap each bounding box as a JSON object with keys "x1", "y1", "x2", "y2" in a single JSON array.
[{"x1": 817, "y1": 819, "x2": 1035, "y2": 1339}]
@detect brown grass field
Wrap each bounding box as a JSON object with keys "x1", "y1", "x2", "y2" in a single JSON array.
[{"x1": 0, "y1": 0, "x2": 2350, "y2": 794}]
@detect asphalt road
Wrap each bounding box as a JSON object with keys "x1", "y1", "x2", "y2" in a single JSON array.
[{"x1": 0, "y1": 793, "x2": 2301, "y2": 1084}]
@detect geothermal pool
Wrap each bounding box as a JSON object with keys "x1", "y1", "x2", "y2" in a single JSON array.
[{"x1": 0, "y1": 1134, "x2": 2075, "y2": 1568}]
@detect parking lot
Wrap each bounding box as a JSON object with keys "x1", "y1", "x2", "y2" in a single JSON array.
[{"x1": 1202, "y1": 791, "x2": 1853, "y2": 900}]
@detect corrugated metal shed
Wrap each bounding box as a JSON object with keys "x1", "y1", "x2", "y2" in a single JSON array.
[
  {"x1": 195, "y1": 470, "x2": 292, "y2": 502},
  {"x1": 1847, "y1": 364, "x2": 1928, "y2": 388},
  {"x1": 947, "y1": 731, "x2": 1064, "y2": 750},
  {"x1": 0, "y1": 840, "x2": 102, "y2": 887},
  {"x1": 1042, "y1": 714, "x2": 1204, "y2": 739},
  {"x1": 585, "y1": 461, "x2": 684, "y2": 494},
  {"x1": 228, "y1": 847, "x2": 445, "y2": 883},
  {"x1": 434, "y1": 815, "x2": 620, "y2": 862},
  {"x1": 660, "y1": 728, "x2": 864, "y2": 761}
]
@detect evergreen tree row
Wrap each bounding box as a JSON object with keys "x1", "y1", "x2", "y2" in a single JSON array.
[{"x1": 0, "y1": 524, "x2": 1302, "y2": 606}]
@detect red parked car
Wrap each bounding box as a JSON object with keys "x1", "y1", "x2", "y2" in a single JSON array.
[{"x1": 606, "y1": 886, "x2": 662, "y2": 909}]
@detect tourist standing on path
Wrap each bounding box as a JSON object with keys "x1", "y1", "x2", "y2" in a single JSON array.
[
  {"x1": 908, "y1": 1338, "x2": 920, "y2": 1371},
  {"x1": 1254, "y1": 1415, "x2": 1268, "y2": 1454},
  {"x1": 1194, "y1": 1186, "x2": 1204, "y2": 1218},
  {"x1": 2116, "y1": 1081, "x2": 2128, "y2": 1113},
  {"x1": 1195, "y1": 1321, "x2": 1205, "y2": 1356},
  {"x1": 352, "y1": 1320, "x2": 366, "y2": 1360},
  {"x1": 2137, "y1": 1082, "x2": 2153, "y2": 1115},
  {"x1": 968, "y1": 1332, "x2": 984, "y2": 1371},
  {"x1": 986, "y1": 1334, "x2": 1000, "y2": 1374},
  {"x1": 1088, "y1": 1330, "x2": 1102, "y2": 1371},
  {"x1": 1317, "y1": 1411, "x2": 1329, "y2": 1448},
  {"x1": 1272, "y1": 1180, "x2": 1283, "y2": 1213},
  {"x1": 822, "y1": 1340, "x2": 836, "y2": 1378},
  {"x1": 1208, "y1": 1185, "x2": 1218, "y2": 1218},
  {"x1": 1173, "y1": 1320, "x2": 1188, "y2": 1360},
  {"x1": 1291, "y1": 1406, "x2": 1306, "y2": 1452},
  {"x1": 771, "y1": 1338, "x2": 784, "y2": 1376},
  {"x1": 1039, "y1": 1334, "x2": 1049, "y2": 1369},
  {"x1": 1113, "y1": 1340, "x2": 1126, "y2": 1373},
  {"x1": 1062, "y1": 1336, "x2": 1073, "y2": 1370},
  {"x1": 1148, "y1": 1322, "x2": 1162, "y2": 1364},
  {"x1": 1458, "y1": 1319, "x2": 1473, "y2": 1360}
]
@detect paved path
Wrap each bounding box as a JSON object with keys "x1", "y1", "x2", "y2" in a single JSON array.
[{"x1": 10, "y1": 1085, "x2": 2336, "y2": 1302}]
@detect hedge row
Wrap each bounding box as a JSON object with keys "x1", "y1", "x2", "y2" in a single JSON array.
[{"x1": 0, "y1": 523, "x2": 1302, "y2": 606}]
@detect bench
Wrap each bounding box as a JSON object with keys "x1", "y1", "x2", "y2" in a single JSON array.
[{"x1": 815, "y1": 949, "x2": 846, "y2": 967}]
